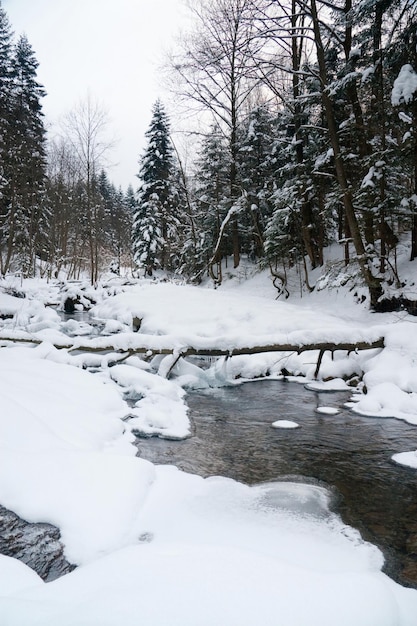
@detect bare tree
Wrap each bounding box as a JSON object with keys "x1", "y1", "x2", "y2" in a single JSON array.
[
  {"x1": 168, "y1": 0, "x2": 263, "y2": 278},
  {"x1": 62, "y1": 94, "x2": 114, "y2": 284}
]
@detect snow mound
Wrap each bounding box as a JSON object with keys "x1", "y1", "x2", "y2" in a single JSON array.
[
  {"x1": 316, "y1": 407, "x2": 340, "y2": 415},
  {"x1": 272, "y1": 420, "x2": 300, "y2": 429},
  {"x1": 392, "y1": 450, "x2": 417, "y2": 470},
  {"x1": 109, "y1": 363, "x2": 190, "y2": 439},
  {"x1": 305, "y1": 378, "x2": 350, "y2": 392}
]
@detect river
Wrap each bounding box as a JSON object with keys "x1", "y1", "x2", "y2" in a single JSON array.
[{"x1": 135, "y1": 379, "x2": 417, "y2": 588}]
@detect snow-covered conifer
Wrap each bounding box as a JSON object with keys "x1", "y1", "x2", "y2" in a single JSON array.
[
  {"x1": 133, "y1": 100, "x2": 180, "y2": 275},
  {"x1": 9, "y1": 34, "x2": 48, "y2": 275},
  {"x1": 0, "y1": 5, "x2": 14, "y2": 273},
  {"x1": 238, "y1": 104, "x2": 277, "y2": 259},
  {"x1": 189, "y1": 124, "x2": 230, "y2": 281},
  {"x1": 0, "y1": 23, "x2": 47, "y2": 276}
]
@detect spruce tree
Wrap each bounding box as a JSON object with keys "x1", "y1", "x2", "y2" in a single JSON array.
[
  {"x1": 191, "y1": 124, "x2": 230, "y2": 282},
  {"x1": 98, "y1": 170, "x2": 132, "y2": 272},
  {"x1": 0, "y1": 5, "x2": 47, "y2": 277},
  {"x1": 133, "y1": 100, "x2": 179, "y2": 275},
  {"x1": 0, "y1": 4, "x2": 14, "y2": 274},
  {"x1": 238, "y1": 105, "x2": 277, "y2": 259},
  {"x1": 9, "y1": 34, "x2": 47, "y2": 275},
  {"x1": 125, "y1": 185, "x2": 136, "y2": 215}
]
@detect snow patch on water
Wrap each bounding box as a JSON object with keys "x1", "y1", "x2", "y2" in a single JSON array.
[{"x1": 272, "y1": 419, "x2": 300, "y2": 428}]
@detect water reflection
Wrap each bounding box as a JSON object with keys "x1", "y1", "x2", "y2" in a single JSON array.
[{"x1": 135, "y1": 379, "x2": 417, "y2": 588}]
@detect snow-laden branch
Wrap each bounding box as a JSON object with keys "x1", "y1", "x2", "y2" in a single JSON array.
[{"x1": 392, "y1": 64, "x2": 417, "y2": 106}]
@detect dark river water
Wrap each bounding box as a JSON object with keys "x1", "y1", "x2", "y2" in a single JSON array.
[{"x1": 135, "y1": 379, "x2": 417, "y2": 588}]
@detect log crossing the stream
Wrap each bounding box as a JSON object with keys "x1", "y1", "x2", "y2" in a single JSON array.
[{"x1": 0, "y1": 331, "x2": 385, "y2": 379}]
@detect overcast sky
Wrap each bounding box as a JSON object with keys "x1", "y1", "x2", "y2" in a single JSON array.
[{"x1": 3, "y1": 0, "x2": 191, "y2": 190}]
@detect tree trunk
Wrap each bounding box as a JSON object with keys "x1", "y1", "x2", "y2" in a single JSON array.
[
  {"x1": 309, "y1": 0, "x2": 382, "y2": 307},
  {"x1": 411, "y1": 32, "x2": 417, "y2": 260},
  {"x1": 292, "y1": 2, "x2": 320, "y2": 270},
  {"x1": 230, "y1": 116, "x2": 240, "y2": 269}
]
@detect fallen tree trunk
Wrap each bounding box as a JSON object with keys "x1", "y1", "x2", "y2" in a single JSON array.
[
  {"x1": 0, "y1": 333, "x2": 385, "y2": 356},
  {"x1": 180, "y1": 339, "x2": 384, "y2": 358},
  {"x1": 0, "y1": 333, "x2": 385, "y2": 378}
]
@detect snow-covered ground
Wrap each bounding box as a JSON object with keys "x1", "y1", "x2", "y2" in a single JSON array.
[{"x1": 0, "y1": 268, "x2": 417, "y2": 624}]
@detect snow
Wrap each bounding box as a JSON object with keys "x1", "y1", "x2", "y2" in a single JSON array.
[
  {"x1": 316, "y1": 406, "x2": 340, "y2": 415},
  {"x1": 392, "y1": 64, "x2": 417, "y2": 106},
  {"x1": 1, "y1": 473, "x2": 417, "y2": 625},
  {"x1": 272, "y1": 419, "x2": 300, "y2": 428},
  {"x1": 0, "y1": 346, "x2": 156, "y2": 565},
  {"x1": 361, "y1": 165, "x2": 377, "y2": 188},
  {"x1": 0, "y1": 449, "x2": 155, "y2": 565},
  {"x1": 392, "y1": 450, "x2": 417, "y2": 469},
  {"x1": 0, "y1": 292, "x2": 25, "y2": 317},
  {"x1": 1, "y1": 272, "x2": 417, "y2": 623},
  {"x1": 305, "y1": 378, "x2": 351, "y2": 392},
  {"x1": 90, "y1": 282, "x2": 381, "y2": 348},
  {"x1": 0, "y1": 346, "x2": 128, "y2": 453},
  {"x1": 0, "y1": 555, "x2": 43, "y2": 596},
  {"x1": 109, "y1": 363, "x2": 190, "y2": 439},
  {"x1": 361, "y1": 65, "x2": 375, "y2": 83}
]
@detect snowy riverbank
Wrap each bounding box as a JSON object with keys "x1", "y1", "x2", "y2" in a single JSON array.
[{"x1": 0, "y1": 272, "x2": 417, "y2": 624}]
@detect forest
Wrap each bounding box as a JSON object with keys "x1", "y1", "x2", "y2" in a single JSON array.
[{"x1": 1, "y1": 0, "x2": 417, "y2": 310}]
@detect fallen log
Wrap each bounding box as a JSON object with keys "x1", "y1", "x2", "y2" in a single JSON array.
[
  {"x1": 180, "y1": 339, "x2": 385, "y2": 358},
  {"x1": 0, "y1": 332, "x2": 384, "y2": 378}
]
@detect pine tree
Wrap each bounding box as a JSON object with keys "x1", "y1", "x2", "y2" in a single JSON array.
[
  {"x1": 385, "y1": 2, "x2": 417, "y2": 261},
  {"x1": 9, "y1": 34, "x2": 47, "y2": 275},
  {"x1": 125, "y1": 185, "x2": 136, "y2": 215},
  {"x1": 191, "y1": 124, "x2": 230, "y2": 282},
  {"x1": 264, "y1": 102, "x2": 327, "y2": 288},
  {"x1": 98, "y1": 170, "x2": 132, "y2": 272},
  {"x1": 133, "y1": 100, "x2": 180, "y2": 275},
  {"x1": 0, "y1": 7, "x2": 47, "y2": 277},
  {"x1": 0, "y1": 4, "x2": 14, "y2": 274},
  {"x1": 238, "y1": 104, "x2": 277, "y2": 259}
]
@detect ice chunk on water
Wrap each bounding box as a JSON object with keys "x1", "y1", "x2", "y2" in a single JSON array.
[{"x1": 256, "y1": 482, "x2": 332, "y2": 518}]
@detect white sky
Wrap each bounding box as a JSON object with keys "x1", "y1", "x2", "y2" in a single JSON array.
[{"x1": 3, "y1": 0, "x2": 191, "y2": 190}]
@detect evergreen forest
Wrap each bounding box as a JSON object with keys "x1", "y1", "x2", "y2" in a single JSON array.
[{"x1": 1, "y1": 0, "x2": 417, "y2": 312}]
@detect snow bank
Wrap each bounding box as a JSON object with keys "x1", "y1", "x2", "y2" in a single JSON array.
[
  {"x1": 353, "y1": 323, "x2": 417, "y2": 425},
  {"x1": 0, "y1": 292, "x2": 25, "y2": 317},
  {"x1": 0, "y1": 345, "x2": 127, "y2": 452},
  {"x1": 109, "y1": 363, "x2": 190, "y2": 439},
  {"x1": 0, "y1": 449, "x2": 155, "y2": 564},
  {"x1": 0, "y1": 555, "x2": 43, "y2": 596},
  {"x1": 2, "y1": 472, "x2": 417, "y2": 626},
  {"x1": 0, "y1": 345, "x2": 157, "y2": 564},
  {"x1": 305, "y1": 378, "x2": 351, "y2": 392},
  {"x1": 90, "y1": 282, "x2": 381, "y2": 350}
]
